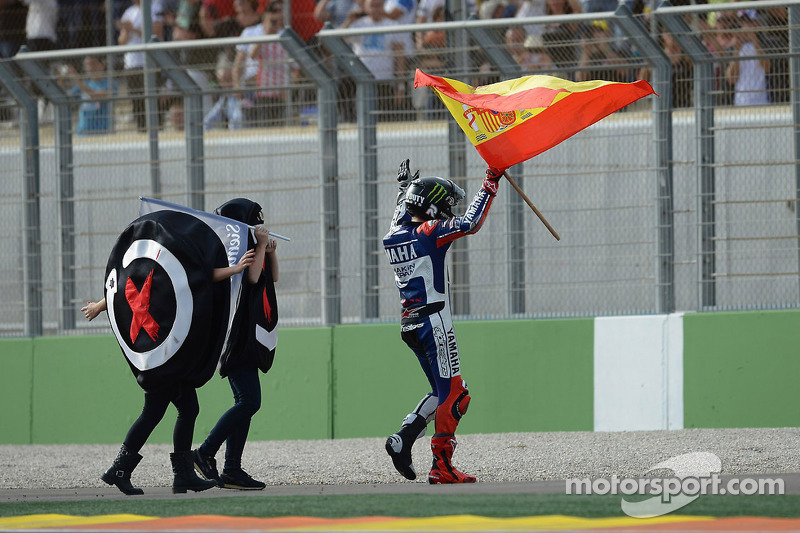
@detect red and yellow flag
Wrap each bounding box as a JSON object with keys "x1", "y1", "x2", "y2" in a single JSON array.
[{"x1": 414, "y1": 69, "x2": 655, "y2": 169}]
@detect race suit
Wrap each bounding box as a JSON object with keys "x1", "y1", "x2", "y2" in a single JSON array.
[{"x1": 383, "y1": 176, "x2": 497, "y2": 436}]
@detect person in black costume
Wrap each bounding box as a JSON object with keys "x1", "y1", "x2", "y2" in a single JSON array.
[
  {"x1": 193, "y1": 198, "x2": 279, "y2": 490},
  {"x1": 83, "y1": 243, "x2": 257, "y2": 495}
]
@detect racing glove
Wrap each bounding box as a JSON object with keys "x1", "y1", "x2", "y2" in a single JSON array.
[
  {"x1": 397, "y1": 159, "x2": 420, "y2": 191},
  {"x1": 482, "y1": 166, "x2": 505, "y2": 195}
]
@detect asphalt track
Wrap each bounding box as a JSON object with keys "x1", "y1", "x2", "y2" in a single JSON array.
[
  {"x1": 2, "y1": 474, "x2": 800, "y2": 503},
  {"x1": 3, "y1": 477, "x2": 800, "y2": 532}
]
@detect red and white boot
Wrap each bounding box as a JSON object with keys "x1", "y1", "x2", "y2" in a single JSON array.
[{"x1": 428, "y1": 435, "x2": 476, "y2": 484}]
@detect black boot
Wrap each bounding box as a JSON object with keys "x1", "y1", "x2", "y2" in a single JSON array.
[
  {"x1": 385, "y1": 414, "x2": 428, "y2": 480},
  {"x1": 101, "y1": 444, "x2": 144, "y2": 496},
  {"x1": 170, "y1": 451, "x2": 218, "y2": 494}
]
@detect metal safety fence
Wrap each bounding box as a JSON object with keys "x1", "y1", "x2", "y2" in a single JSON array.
[{"x1": 0, "y1": 0, "x2": 798, "y2": 336}]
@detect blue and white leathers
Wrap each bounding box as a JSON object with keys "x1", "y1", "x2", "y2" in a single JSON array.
[{"x1": 383, "y1": 178, "x2": 496, "y2": 436}]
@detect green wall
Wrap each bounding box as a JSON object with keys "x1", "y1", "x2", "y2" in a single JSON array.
[
  {"x1": 330, "y1": 319, "x2": 594, "y2": 438},
  {"x1": 0, "y1": 339, "x2": 34, "y2": 444},
  {"x1": 683, "y1": 310, "x2": 800, "y2": 428},
  {"x1": 2, "y1": 310, "x2": 798, "y2": 444},
  {"x1": 197, "y1": 327, "x2": 333, "y2": 442},
  {"x1": 456, "y1": 319, "x2": 594, "y2": 433},
  {"x1": 331, "y1": 324, "x2": 423, "y2": 439},
  {"x1": 0, "y1": 319, "x2": 594, "y2": 444}
]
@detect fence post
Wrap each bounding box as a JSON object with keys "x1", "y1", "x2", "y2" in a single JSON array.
[
  {"x1": 466, "y1": 21, "x2": 527, "y2": 315},
  {"x1": 448, "y1": 7, "x2": 471, "y2": 316},
  {"x1": 280, "y1": 28, "x2": 342, "y2": 326},
  {"x1": 658, "y1": 2, "x2": 717, "y2": 309},
  {"x1": 791, "y1": 4, "x2": 800, "y2": 299},
  {"x1": 319, "y1": 32, "x2": 379, "y2": 321},
  {"x1": 615, "y1": 3, "x2": 675, "y2": 314},
  {"x1": 0, "y1": 61, "x2": 43, "y2": 336},
  {"x1": 15, "y1": 56, "x2": 77, "y2": 331},
  {"x1": 147, "y1": 48, "x2": 205, "y2": 210}
]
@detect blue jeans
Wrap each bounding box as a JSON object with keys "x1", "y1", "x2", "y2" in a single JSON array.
[{"x1": 200, "y1": 365, "x2": 261, "y2": 471}]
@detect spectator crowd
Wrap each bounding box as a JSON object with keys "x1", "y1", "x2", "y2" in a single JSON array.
[{"x1": 0, "y1": 0, "x2": 793, "y2": 131}]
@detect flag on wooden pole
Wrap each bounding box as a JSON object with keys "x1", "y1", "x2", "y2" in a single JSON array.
[{"x1": 414, "y1": 69, "x2": 655, "y2": 169}]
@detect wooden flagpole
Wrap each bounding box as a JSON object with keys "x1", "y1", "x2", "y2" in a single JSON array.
[{"x1": 503, "y1": 171, "x2": 560, "y2": 241}]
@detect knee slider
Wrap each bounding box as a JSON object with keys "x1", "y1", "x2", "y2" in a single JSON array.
[
  {"x1": 452, "y1": 390, "x2": 470, "y2": 421},
  {"x1": 450, "y1": 380, "x2": 470, "y2": 421}
]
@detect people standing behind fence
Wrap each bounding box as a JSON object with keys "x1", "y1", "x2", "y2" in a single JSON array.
[
  {"x1": 58, "y1": 55, "x2": 117, "y2": 135},
  {"x1": 514, "y1": 0, "x2": 545, "y2": 37},
  {"x1": 0, "y1": 0, "x2": 28, "y2": 59},
  {"x1": 638, "y1": 28, "x2": 692, "y2": 108},
  {"x1": 343, "y1": 0, "x2": 412, "y2": 120},
  {"x1": 58, "y1": 0, "x2": 105, "y2": 49},
  {"x1": 200, "y1": 0, "x2": 241, "y2": 37},
  {"x1": 507, "y1": 29, "x2": 555, "y2": 74},
  {"x1": 173, "y1": 0, "x2": 215, "y2": 115},
  {"x1": 118, "y1": 0, "x2": 165, "y2": 133},
  {"x1": 220, "y1": 0, "x2": 262, "y2": 127},
  {"x1": 199, "y1": 0, "x2": 242, "y2": 89},
  {"x1": 541, "y1": 0, "x2": 582, "y2": 75},
  {"x1": 478, "y1": 0, "x2": 509, "y2": 42},
  {"x1": 23, "y1": 0, "x2": 58, "y2": 53},
  {"x1": 313, "y1": 0, "x2": 360, "y2": 122},
  {"x1": 314, "y1": 0, "x2": 360, "y2": 28},
  {"x1": 662, "y1": 30, "x2": 692, "y2": 108},
  {"x1": 247, "y1": 1, "x2": 299, "y2": 126},
  {"x1": 260, "y1": 0, "x2": 322, "y2": 42},
  {"x1": 385, "y1": 0, "x2": 416, "y2": 25},
  {"x1": 725, "y1": 10, "x2": 769, "y2": 107},
  {"x1": 761, "y1": 4, "x2": 789, "y2": 104},
  {"x1": 701, "y1": 8, "x2": 737, "y2": 106},
  {"x1": 575, "y1": 20, "x2": 628, "y2": 83}
]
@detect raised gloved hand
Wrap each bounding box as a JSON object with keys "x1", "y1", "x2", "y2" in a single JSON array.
[
  {"x1": 482, "y1": 166, "x2": 505, "y2": 195},
  {"x1": 397, "y1": 159, "x2": 419, "y2": 187}
]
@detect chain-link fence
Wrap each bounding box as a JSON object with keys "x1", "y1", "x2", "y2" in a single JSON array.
[{"x1": 0, "y1": 0, "x2": 797, "y2": 336}]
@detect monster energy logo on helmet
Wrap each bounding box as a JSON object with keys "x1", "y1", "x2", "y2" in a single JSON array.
[
  {"x1": 427, "y1": 183, "x2": 448, "y2": 204},
  {"x1": 405, "y1": 176, "x2": 466, "y2": 220}
]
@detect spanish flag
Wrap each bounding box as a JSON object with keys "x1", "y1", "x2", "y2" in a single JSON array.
[{"x1": 414, "y1": 69, "x2": 655, "y2": 169}]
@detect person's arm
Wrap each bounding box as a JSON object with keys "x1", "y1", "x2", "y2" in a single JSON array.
[
  {"x1": 725, "y1": 52, "x2": 740, "y2": 86},
  {"x1": 749, "y1": 36, "x2": 770, "y2": 72},
  {"x1": 199, "y1": 2, "x2": 217, "y2": 37},
  {"x1": 232, "y1": 48, "x2": 247, "y2": 97},
  {"x1": 75, "y1": 76, "x2": 111, "y2": 99},
  {"x1": 434, "y1": 166, "x2": 504, "y2": 243},
  {"x1": 248, "y1": 225, "x2": 272, "y2": 284},
  {"x1": 265, "y1": 238, "x2": 279, "y2": 282},
  {"x1": 152, "y1": 19, "x2": 165, "y2": 41},
  {"x1": 213, "y1": 248, "x2": 256, "y2": 282},
  {"x1": 314, "y1": 0, "x2": 332, "y2": 23},
  {"x1": 81, "y1": 298, "x2": 107, "y2": 321},
  {"x1": 389, "y1": 158, "x2": 417, "y2": 231},
  {"x1": 117, "y1": 17, "x2": 134, "y2": 45}
]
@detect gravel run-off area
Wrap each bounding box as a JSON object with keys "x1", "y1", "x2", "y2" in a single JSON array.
[{"x1": 1, "y1": 428, "x2": 798, "y2": 490}]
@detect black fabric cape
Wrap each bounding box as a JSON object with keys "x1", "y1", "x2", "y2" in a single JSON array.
[{"x1": 104, "y1": 211, "x2": 230, "y2": 391}]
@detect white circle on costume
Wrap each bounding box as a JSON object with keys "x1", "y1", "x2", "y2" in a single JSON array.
[{"x1": 106, "y1": 239, "x2": 193, "y2": 371}]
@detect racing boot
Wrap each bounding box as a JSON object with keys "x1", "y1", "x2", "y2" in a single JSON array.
[
  {"x1": 385, "y1": 413, "x2": 427, "y2": 480},
  {"x1": 170, "y1": 451, "x2": 218, "y2": 494},
  {"x1": 428, "y1": 435, "x2": 476, "y2": 484},
  {"x1": 101, "y1": 444, "x2": 144, "y2": 495}
]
